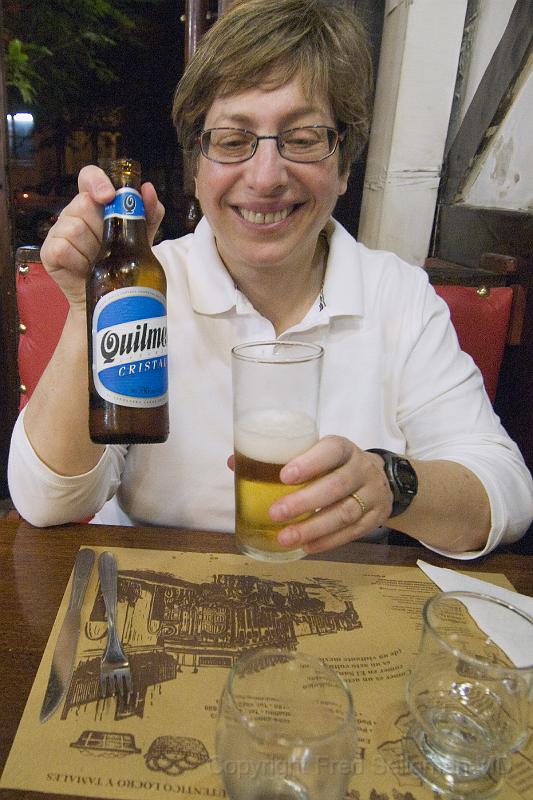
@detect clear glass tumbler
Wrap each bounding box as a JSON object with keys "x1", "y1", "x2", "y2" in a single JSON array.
[
  {"x1": 232, "y1": 341, "x2": 323, "y2": 562},
  {"x1": 404, "y1": 591, "x2": 533, "y2": 799},
  {"x1": 216, "y1": 648, "x2": 357, "y2": 800}
]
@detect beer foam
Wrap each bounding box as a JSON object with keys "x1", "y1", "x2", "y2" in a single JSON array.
[{"x1": 235, "y1": 409, "x2": 317, "y2": 464}]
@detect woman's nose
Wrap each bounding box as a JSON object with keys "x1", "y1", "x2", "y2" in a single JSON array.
[{"x1": 244, "y1": 138, "x2": 289, "y2": 192}]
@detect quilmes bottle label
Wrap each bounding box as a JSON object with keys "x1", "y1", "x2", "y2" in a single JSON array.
[
  {"x1": 92, "y1": 286, "x2": 168, "y2": 408},
  {"x1": 104, "y1": 187, "x2": 145, "y2": 220}
]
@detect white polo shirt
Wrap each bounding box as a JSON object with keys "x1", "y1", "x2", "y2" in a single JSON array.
[{"x1": 8, "y1": 217, "x2": 533, "y2": 558}]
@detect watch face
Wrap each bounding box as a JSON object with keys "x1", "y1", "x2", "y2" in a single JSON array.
[{"x1": 394, "y1": 458, "x2": 417, "y2": 495}]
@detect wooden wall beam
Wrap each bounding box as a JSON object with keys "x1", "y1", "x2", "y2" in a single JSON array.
[
  {"x1": 0, "y1": 0, "x2": 20, "y2": 498},
  {"x1": 442, "y1": 0, "x2": 532, "y2": 204},
  {"x1": 184, "y1": 0, "x2": 211, "y2": 63}
]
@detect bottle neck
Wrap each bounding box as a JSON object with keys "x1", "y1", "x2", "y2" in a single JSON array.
[
  {"x1": 103, "y1": 215, "x2": 151, "y2": 251},
  {"x1": 102, "y1": 183, "x2": 151, "y2": 252}
]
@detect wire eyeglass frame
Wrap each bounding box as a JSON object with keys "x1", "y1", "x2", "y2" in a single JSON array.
[{"x1": 199, "y1": 125, "x2": 344, "y2": 164}]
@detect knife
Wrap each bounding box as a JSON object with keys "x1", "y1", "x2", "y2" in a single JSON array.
[{"x1": 39, "y1": 547, "x2": 95, "y2": 723}]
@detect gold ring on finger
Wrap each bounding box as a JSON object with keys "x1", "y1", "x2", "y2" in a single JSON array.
[{"x1": 350, "y1": 491, "x2": 367, "y2": 515}]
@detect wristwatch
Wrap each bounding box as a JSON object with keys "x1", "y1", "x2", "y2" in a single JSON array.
[{"x1": 366, "y1": 449, "x2": 418, "y2": 517}]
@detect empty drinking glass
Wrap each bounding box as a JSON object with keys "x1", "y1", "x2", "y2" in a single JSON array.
[
  {"x1": 404, "y1": 591, "x2": 533, "y2": 799},
  {"x1": 216, "y1": 648, "x2": 357, "y2": 800}
]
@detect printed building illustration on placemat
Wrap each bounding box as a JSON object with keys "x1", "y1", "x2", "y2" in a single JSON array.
[{"x1": 62, "y1": 571, "x2": 361, "y2": 721}]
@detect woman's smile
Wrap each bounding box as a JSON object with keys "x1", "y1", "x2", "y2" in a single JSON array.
[{"x1": 236, "y1": 205, "x2": 294, "y2": 225}]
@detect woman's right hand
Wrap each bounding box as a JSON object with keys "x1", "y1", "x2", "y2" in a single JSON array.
[
  {"x1": 40, "y1": 164, "x2": 165, "y2": 308},
  {"x1": 40, "y1": 166, "x2": 115, "y2": 308}
]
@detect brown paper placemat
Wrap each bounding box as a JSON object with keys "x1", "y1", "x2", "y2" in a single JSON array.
[{"x1": 2, "y1": 546, "x2": 532, "y2": 800}]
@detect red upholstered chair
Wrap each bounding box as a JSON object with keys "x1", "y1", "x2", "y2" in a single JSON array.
[
  {"x1": 434, "y1": 284, "x2": 514, "y2": 403},
  {"x1": 15, "y1": 246, "x2": 69, "y2": 408},
  {"x1": 12, "y1": 246, "x2": 94, "y2": 524}
]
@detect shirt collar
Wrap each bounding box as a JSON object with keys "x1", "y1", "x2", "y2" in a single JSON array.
[
  {"x1": 186, "y1": 215, "x2": 365, "y2": 319},
  {"x1": 320, "y1": 218, "x2": 365, "y2": 319},
  {"x1": 187, "y1": 216, "x2": 237, "y2": 314}
]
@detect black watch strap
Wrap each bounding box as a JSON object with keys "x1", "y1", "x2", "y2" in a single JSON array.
[{"x1": 366, "y1": 448, "x2": 418, "y2": 517}]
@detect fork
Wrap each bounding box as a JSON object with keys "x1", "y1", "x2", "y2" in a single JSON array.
[{"x1": 98, "y1": 551, "x2": 132, "y2": 699}]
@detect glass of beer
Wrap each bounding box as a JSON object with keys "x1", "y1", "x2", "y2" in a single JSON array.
[{"x1": 232, "y1": 341, "x2": 323, "y2": 561}]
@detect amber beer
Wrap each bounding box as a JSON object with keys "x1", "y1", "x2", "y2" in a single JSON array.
[
  {"x1": 86, "y1": 158, "x2": 169, "y2": 444},
  {"x1": 232, "y1": 341, "x2": 324, "y2": 562},
  {"x1": 234, "y1": 409, "x2": 318, "y2": 560}
]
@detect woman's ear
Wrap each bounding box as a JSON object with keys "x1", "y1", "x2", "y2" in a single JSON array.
[{"x1": 338, "y1": 168, "x2": 350, "y2": 198}]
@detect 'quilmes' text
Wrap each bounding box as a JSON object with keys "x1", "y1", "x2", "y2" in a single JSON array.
[{"x1": 100, "y1": 322, "x2": 167, "y2": 364}]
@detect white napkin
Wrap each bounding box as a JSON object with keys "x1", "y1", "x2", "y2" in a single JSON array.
[{"x1": 417, "y1": 560, "x2": 533, "y2": 668}]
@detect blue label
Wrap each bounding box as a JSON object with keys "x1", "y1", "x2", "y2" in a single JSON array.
[
  {"x1": 104, "y1": 187, "x2": 145, "y2": 220},
  {"x1": 97, "y1": 295, "x2": 166, "y2": 332},
  {"x1": 98, "y1": 357, "x2": 168, "y2": 399},
  {"x1": 92, "y1": 287, "x2": 168, "y2": 408}
]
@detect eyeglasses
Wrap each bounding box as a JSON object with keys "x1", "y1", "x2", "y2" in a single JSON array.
[{"x1": 199, "y1": 125, "x2": 343, "y2": 164}]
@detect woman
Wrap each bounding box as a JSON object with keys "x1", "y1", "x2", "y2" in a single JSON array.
[{"x1": 8, "y1": 0, "x2": 533, "y2": 557}]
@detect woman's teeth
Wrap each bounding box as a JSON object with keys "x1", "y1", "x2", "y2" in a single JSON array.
[{"x1": 238, "y1": 206, "x2": 292, "y2": 224}]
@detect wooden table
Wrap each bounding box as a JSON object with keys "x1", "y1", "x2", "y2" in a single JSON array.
[{"x1": 1, "y1": 517, "x2": 531, "y2": 800}]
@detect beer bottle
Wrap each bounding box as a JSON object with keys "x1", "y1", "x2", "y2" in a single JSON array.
[{"x1": 86, "y1": 158, "x2": 169, "y2": 444}]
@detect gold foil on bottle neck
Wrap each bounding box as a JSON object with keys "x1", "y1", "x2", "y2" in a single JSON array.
[{"x1": 100, "y1": 158, "x2": 141, "y2": 189}]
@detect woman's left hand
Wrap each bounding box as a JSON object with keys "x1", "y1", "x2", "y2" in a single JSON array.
[{"x1": 269, "y1": 436, "x2": 394, "y2": 553}]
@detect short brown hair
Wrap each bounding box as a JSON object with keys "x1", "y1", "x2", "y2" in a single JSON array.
[{"x1": 172, "y1": 0, "x2": 373, "y2": 173}]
